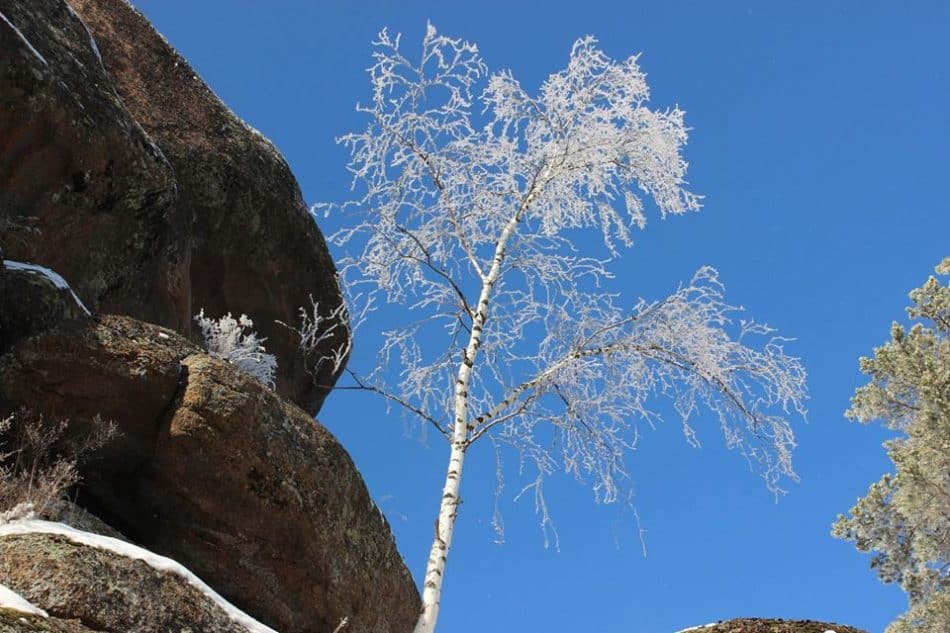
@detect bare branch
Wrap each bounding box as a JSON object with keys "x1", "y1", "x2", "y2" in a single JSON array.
[{"x1": 339, "y1": 369, "x2": 451, "y2": 439}]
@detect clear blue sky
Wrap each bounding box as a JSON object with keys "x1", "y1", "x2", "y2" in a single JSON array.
[{"x1": 131, "y1": 2, "x2": 948, "y2": 632}]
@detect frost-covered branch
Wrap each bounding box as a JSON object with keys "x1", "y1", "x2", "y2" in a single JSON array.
[
  {"x1": 474, "y1": 268, "x2": 805, "y2": 501},
  {"x1": 336, "y1": 369, "x2": 450, "y2": 439},
  {"x1": 278, "y1": 294, "x2": 357, "y2": 378},
  {"x1": 326, "y1": 23, "x2": 805, "y2": 633}
]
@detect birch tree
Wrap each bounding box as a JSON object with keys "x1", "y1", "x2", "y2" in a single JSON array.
[{"x1": 327, "y1": 24, "x2": 808, "y2": 633}]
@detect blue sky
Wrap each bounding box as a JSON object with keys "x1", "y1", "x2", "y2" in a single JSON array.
[{"x1": 131, "y1": 2, "x2": 948, "y2": 632}]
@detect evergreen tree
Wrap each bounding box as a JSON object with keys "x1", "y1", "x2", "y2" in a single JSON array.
[{"x1": 834, "y1": 258, "x2": 950, "y2": 633}]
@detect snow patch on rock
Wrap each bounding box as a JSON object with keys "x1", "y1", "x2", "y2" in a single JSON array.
[
  {"x1": 64, "y1": 3, "x2": 103, "y2": 65},
  {"x1": 3, "y1": 260, "x2": 91, "y2": 315},
  {"x1": 0, "y1": 520, "x2": 278, "y2": 633},
  {"x1": 0, "y1": 582, "x2": 48, "y2": 618},
  {"x1": 674, "y1": 623, "x2": 719, "y2": 633},
  {"x1": 0, "y1": 10, "x2": 48, "y2": 66}
]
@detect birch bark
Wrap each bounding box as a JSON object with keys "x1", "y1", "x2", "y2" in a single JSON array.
[{"x1": 413, "y1": 197, "x2": 533, "y2": 633}]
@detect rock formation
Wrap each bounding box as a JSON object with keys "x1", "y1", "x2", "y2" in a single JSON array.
[
  {"x1": 0, "y1": 0, "x2": 187, "y2": 331},
  {"x1": 0, "y1": 0, "x2": 416, "y2": 631},
  {"x1": 678, "y1": 619, "x2": 868, "y2": 633},
  {"x1": 0, "y1": 264, "x2": 90, "y2": 355},
  {"x1": 0, "y1": 532, "x2": 257, "y2": 633},
  {"x1": 0, "y1": 0, "x2": 347, "y2": 416},
  {"x1": 0, "y1": 610, "x2": 99, "y2": 633},
  {"x1": 68, "y1": 0, "x2": 347, "y2": 415},
  {"x1": 0, "y1": 311, "x2": 419, "y2": 633}
]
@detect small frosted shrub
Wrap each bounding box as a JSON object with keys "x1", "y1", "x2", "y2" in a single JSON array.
[{"x1": 194, "y1": 310, "x2": 277, "y2": 389}]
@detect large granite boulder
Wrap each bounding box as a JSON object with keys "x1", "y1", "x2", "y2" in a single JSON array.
[
  {"x1": 0, "y1": 261, "x2": 90, "y2": 355},
  {"x1": 69, "y1": 0, "x2": 348, "y2": 415},
  {"x1": 676, "y1": 619, "x2": 868, "y2": 633},
  {"x1": 0, "y1": 314, "x2": 199, "y2": 477},
  {"x1": 0, "y1": 609, "x2": 97, "y2": 633},
  {"x1": 0, "y1": 0, "x2": 189, "y2": 330},
  {"x1": 1, "y1": 0, "x2": 347, "y2": 415},
  {"x1": 0, "y1": 532, "x2": 257, "y2": 633},
  {"x1": 0, "y1": 314, "x2": 419, "y2": 633}
]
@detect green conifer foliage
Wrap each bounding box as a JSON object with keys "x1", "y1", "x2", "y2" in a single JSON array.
[{"x1": 834, "y1": 258, "x2": 950, "y2": 633}]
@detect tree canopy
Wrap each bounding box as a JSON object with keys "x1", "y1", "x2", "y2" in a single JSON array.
[
  {"x1": 834, "y1": 258, "x2": 950, "y2": 633},
  {"x1": 330, "y1": 24, "x2": 808, "y2": 633}
]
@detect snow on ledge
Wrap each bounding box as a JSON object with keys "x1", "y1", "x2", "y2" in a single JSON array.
[
  {"x1": 0, "y1": 11, "x2": 48, "y2": 66},
  {"x1": 2, "y1": 260, "x2": 91, "y2": 316},
  {"x1": 63, "y1": 3, "x2": 103, "y2": 65},
  {"x1": 673, "y1": 623, "x2": 719, "y2": 633},
  {"x1": 0, "y1": 520, "x2": 278, "y2": 633},
  {"x1": 0, "y1": 582, "x2": 48, "y2": 618},
  {"x1": 674, "y1": 623, "x2": 838, "y2": 633}
]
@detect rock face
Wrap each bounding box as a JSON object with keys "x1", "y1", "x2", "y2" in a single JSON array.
[
  {"x1": 69, "y1": 0, "x2": 347, "y2": 415},
  {"x1": 0, "y1": 0, "x2": 412, "y2": 627},
  {"x1": 680, "y1": 619, "x2": 868, "y2": 633},
  {"x1": 0, "y1": 263, "x2": 90, "y2": 355},
  {"x1": 0, "y1": 1, "x2": 412, "y2": 631},
  {"x1": 0, "y1": 610, "x2": 97, "y2": 633},
  {"x1": 0, "y1": 314, "x2": 200, "y2": 477},
  {"x1": 0, "y1": 313, "x2": 420, "y2": 633},
  {"x1": 0, "y1": 0, "x2": 347, "y2": 416},
  {"x1": 0, "y1": 0, "x2": 189, "y2": 330},
  {"x1": 0, "y1": 532, "x2": 252, "y2": 633}
]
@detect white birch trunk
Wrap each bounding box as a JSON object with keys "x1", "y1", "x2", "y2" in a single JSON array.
[
  {"x1": 413, "y1": 195, "x2": 536, "y2": 633},
  {"x1": 412, "y1": 277, "x2": 492, "y2": 633},
  {"x1": 411, "y1": 437, "x2": 466, "y2": 633}
]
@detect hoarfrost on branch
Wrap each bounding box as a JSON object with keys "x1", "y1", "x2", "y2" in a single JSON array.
[{"x1": 324, "y1": 23, "x2": 807, "y2": 633}]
